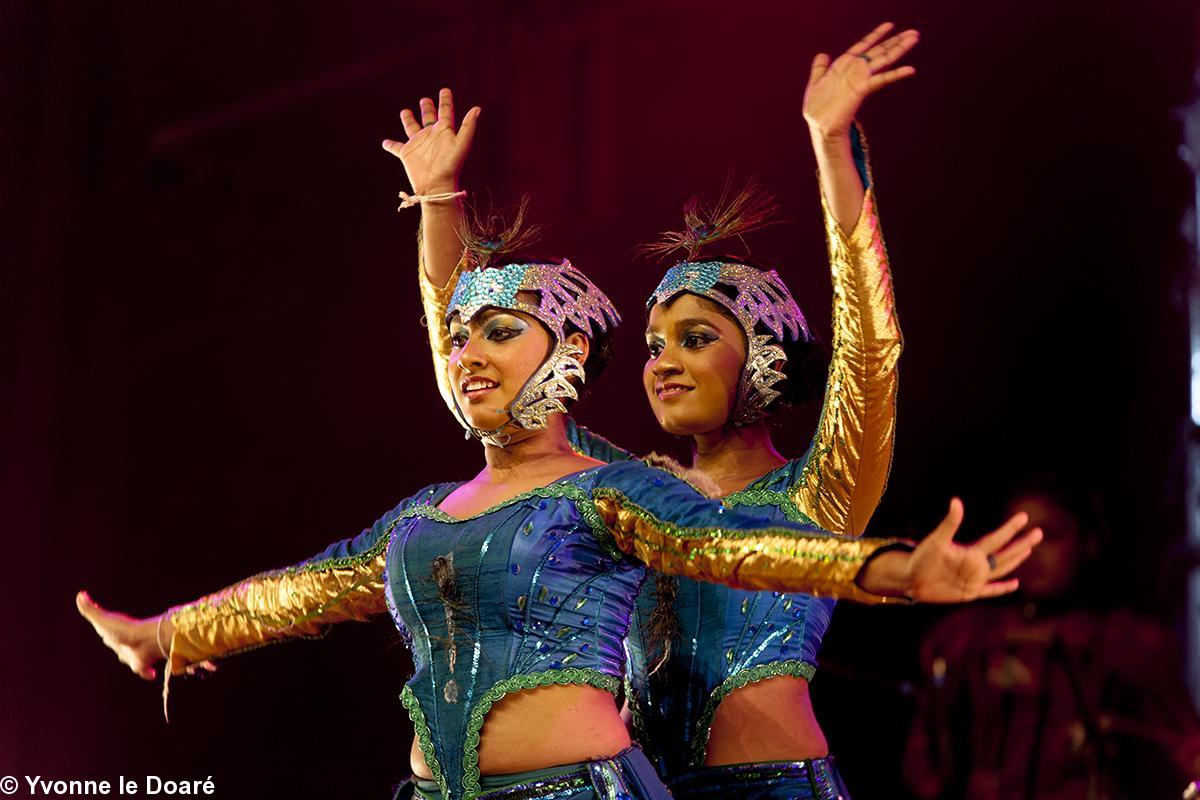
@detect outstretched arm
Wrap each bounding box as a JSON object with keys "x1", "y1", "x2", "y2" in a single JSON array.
[
  {"x1": 383, "y1": 88, "x2": 480, "y2": 413},
  {"x1": 161, "y1": 519, "x2": 393, "y2": 674},
  {"x1": 591, "y1": 462, "x2": 1042, "y2": 604},
  {"x1": 790, "y1": 23, "x2": 915, "y2": 535},
  {"x1": 75, "y1": 491, "x2": 439, "y2": 683}
]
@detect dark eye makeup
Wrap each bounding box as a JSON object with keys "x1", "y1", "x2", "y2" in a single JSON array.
[{"x1": 448, "y1": 312, "x2": 530, "y2": 346}]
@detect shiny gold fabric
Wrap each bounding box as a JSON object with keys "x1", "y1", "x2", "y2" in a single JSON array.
[
  {"x1": 793, "y1": 132, "x2": 902, "y2": 537},
  {"x1": 417, "y1": 231, "x2": 467, "y2": 416},
  {"x1": 591, "y1": 489, "x2": 904, "y2": 604},
  {"x1": 166, "y1": 549, "x2": 387, "y2": 673}
]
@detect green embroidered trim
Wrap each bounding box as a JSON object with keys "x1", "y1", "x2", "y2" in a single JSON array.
[
  {"x1": 398, "y1": 472, "x2": 603, "y2": 524},
  {"x1": 576, "y1": 495, "x2": 621, "y2": 561},
  {"x1": 393, "y1": 477, "x2": 621, "y2": 575},
  {"x1": 401, "y1": 504, "x2": 464, "y2": 524},
  {"x1": 591, "y1": 488, "x2": 865, "y2": 563},
  {"x1": 790, "y1": 440, "x2": 834, "y2": 521},
  {"x1": 722, "y1": 487, "x2": 816, "y2": 526},
  {"x1": 401, "y1": 684, "x2": 450, "y2": 800},
  {"x1": 462, "y1": 668, "x2": 620, "y2": 798},
  {"x1": 287, "y1": 525, "x2": 392, "y2": 575},
  {"x1": 689, "y1": 659, "x2": 818, "y2": 767},
  {"x1": 177, "y1": 528, "x2": 398, "y2": 635},
  {"x1": 623, "y1": 674, "x2": 663, "y2": 769}
]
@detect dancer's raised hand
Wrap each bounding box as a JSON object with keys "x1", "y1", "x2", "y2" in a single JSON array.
[
  {"x1": 803, "y1": 22, "x2": 918, "y2": 141},
  {"x1": 904, "y1": 499, "x2": 1044, "y2": 603},
  {"x1": 76, "y1": 591, "x2": 216, "y2": 680},
  {"x1": 382, "y1": 87, "x2": 481, "y2": 195}
]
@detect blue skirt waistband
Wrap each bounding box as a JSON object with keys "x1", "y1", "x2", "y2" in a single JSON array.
[
  {"x1": 666, "y1": 757, "x2": 852, "y2": 800},
  {"x1": 403, "y1": 744, "x2": 670, "y2": 800}
]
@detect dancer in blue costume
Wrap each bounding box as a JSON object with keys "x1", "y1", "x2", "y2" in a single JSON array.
[{"x1": 620, "y1": 24, "x2": 927, "y2": 799}]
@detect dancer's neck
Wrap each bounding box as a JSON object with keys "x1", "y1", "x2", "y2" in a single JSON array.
[
  {"x1": 479, "y1": 416, "x2": 597, "y2": 484},
  {"x1": 691, "y1": 422, "x2": 787, "y2": 495}
]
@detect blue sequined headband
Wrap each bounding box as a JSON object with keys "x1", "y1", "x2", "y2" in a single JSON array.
[
  {"x1": 449, "y1": 259, "x2": 620, "y2": 341},
  {"x1": 648, "y1": 260, "x2": 810, "y2": 344}
]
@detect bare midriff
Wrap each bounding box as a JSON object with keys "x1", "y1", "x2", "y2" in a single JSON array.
[
  {"x1": 410, "y1": 683, "x2": 630, "y2": 779},
  {"x1": 703, "y1": 674, "x2": 828, "y2": 765}
]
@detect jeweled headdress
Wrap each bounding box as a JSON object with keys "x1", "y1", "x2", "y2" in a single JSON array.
[
  {"x1": 445, "y1": 203, "x2": 621, "y2": 446},
  {"x1": 643, "y1": 180, "x2": 809, "y2": 426}
]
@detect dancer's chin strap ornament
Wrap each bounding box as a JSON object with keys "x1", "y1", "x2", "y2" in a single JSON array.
[
  {"x1": 446, "y1": 259, "x2": 620, "y2": 446},
  {"x1": 649, "y1": 260, "x2": 809, "y2": 426}
]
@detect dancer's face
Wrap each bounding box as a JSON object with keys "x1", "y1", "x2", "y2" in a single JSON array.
[
  {"x1": 447, "y1": 304, "x2": 588, "y2": 433},
  {"x1": 643, "y1": 293, "x2": 747, "y2": 435}
]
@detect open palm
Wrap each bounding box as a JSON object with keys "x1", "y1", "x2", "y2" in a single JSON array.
[
  {"x1": 907, "y1": 499, "x2": 1044, "y2": 603},
  {"x1": 382, "y1": 88, "x2": 480, "y2": 196},
  {"x1": 804, "y1": 22, "x2": 919, "y2": 139}
]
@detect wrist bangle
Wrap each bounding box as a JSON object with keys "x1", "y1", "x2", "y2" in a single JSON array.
[
  {"x1": 155, "y1": 613, "x2": 169, "y2": 660},
  {"x1": 397, "y1": 189, "x2": 466, "y2": 211}
]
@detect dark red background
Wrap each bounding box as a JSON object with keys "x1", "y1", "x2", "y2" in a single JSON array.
[{"x1": 2, "y1": 1, "x2": 1196, "y2": 797}]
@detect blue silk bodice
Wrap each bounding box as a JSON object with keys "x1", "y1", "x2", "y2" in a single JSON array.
[
  {"x1": 387, "y1": 469, "x2": 640, "y2": 800},
  {"x1": 564, "y1": 424, "x2": 843, "y2": 776}
]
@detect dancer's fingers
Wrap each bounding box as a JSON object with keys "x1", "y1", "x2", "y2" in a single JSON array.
[
  {"x1": 76, "y1": 590, "x2": 98, "y2": 620},
  {"x1": 438, "y1": 87, "x2": 455, "y2": 127},
  {"x1": 869, "y1": 66, "x2": 917, "y2": 92},
  {"x1": 864, "y1": 29, "x2": 919, "y2": 67},
  {"x1": 399, "y1": 108, "x2": 421, "y2": 138},
  {"x1": 849, "y1": 22, "x2": 895, "y2": 56},
  {"x1": 809, "y1": 53, "x2": 831, "y2": 83},
  {"x1": 975, "y1": 511, "x2": 1030, "y2": 553},
  {"x1": 457, "y1": 106, "x2": 482, "y2": 151},
  {"x1": 927, "y1": 497, "x2": 965, "y2": 545},
  {"x1": 988, "y1": 528, "x2": 1044, "y2": 577},
  {"x1": 419, "y1": 97, "x2": 437, "y2": 127},
  {"x1": 976, "y1": 578, "x2": 1021, "y2": 599}
]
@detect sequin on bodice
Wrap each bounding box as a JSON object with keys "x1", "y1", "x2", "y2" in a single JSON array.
[{"x1": 382, "y1": 468, "x2": 644, "y2": 800}]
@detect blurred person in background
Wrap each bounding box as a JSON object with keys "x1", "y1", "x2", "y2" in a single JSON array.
[{"x1": 902, "y1": 475, "x2": 1200, "y2": 800}]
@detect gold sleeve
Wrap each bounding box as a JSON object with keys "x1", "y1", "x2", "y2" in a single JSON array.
[
  {"x1": 591, "y1": 488, "x2": 907, "y2": 605},
  {"x1": 792, "y1": 131, "x2": 902, "y2": 537},
  {"x1": 166, "y1": 544, "x2": 388, "y2": 674},
  {"x1": 417, "y1": 229, "x2": 467, "y2": 415}
]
